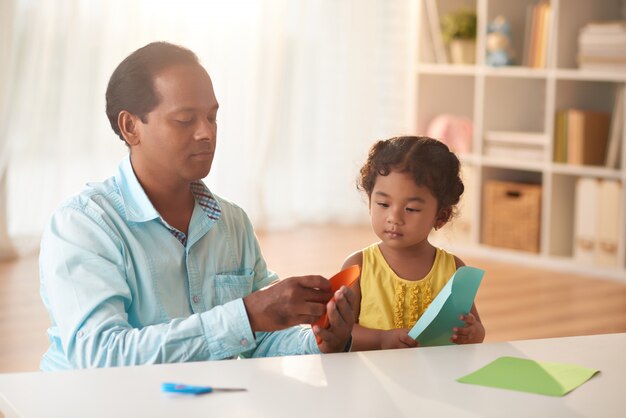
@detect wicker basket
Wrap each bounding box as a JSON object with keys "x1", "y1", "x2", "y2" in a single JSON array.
[{"x1": 482, "y1": 181, "x2": 542, "y2": 253}]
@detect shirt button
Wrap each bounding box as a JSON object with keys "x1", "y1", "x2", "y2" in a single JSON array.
[
  {"x1": 77, "y1": 331, "x2": 84, "y2": 338},
  {"x1": 240, "y1": 338, "x2": 249, "y2": 347},
  {"x1": 192, "y1": 295, "x2": 200, "y2": 304}
]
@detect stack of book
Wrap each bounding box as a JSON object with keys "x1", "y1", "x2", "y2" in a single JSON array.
[
  {"x1": 484, "y1": 131, "x2": 547, "y2": 162},
  {"x1": 553, "y1": 109, "x2": 610, "y2": 166},
  {"x1": 522, "y1": 0, "x2": 551, "y2": 68},
  {"x1": 578, "y1": 21, "x2": 626, "y2": 71}
]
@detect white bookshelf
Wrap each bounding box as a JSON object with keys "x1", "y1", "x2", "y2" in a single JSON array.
[{"x1": 411, "y1": 0, "x2": 626, "y2": 281}]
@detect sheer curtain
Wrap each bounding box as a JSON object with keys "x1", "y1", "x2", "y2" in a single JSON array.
[
  {"x1": 0, "y1": 0, "x2": 18, "y2": 259},
  {"x1": 2, "y1": 0, "x2": 414, "y2": 243},
  {"x1": 253, "y1": 1, "x2": 415, "y2": 228}
]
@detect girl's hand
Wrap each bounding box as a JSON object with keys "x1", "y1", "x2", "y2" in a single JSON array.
[
  {"x1": 381, "y1": 328, "x2": 419, "y2": 350},
  {"x1": 313, "y1": 286, "x2": 357, "y2": 353},
  {"x1": 451, "y1": 313, "x2": 485, "y2": 344}
]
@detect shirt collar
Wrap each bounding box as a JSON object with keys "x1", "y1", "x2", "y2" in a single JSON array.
[
  {"x1": 115, "y1": 156, "x2": 160, "y2": 222},
  {"x1": 115, "y1": 155, "x2": 222, "y2": 223}
]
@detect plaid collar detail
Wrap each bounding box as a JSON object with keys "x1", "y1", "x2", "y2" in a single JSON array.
[
  {"x1": 190, "y1": 181, "x2": 221, "y2": 221},
  {"x1": 168, "y1": 229, "x2": 187, "y2": 246},
  {"x1": 166, "y1": 181, "x2": 222, "y2": 246}
]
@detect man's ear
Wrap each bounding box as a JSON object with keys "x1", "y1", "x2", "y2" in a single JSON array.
[
  {"x1": 434, "y1": 207, "x2": 452, "y2": 230},
  {"x1": 118, "y1": 111, "x2": 141, "y2": 146}
]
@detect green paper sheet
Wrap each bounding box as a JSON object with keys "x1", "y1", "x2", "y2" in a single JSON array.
[
  {"x1": 457, "y1": 356, "x2": 600, "y2": 396},
  {"x1": 408, "y1": 266, "x2": 484, "y2": 346}
]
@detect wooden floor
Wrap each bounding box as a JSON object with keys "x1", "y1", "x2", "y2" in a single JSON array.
[{"x1": 1, "y1": 225, "x2": 626, "y2": 374}]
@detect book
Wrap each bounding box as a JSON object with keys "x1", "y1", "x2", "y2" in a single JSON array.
[
  {"x1": 528, "y1": 2, "x2": 541, "y2": 67},
  {"x1": 595, "y1": 180, "x2": 621, "y2": 267},
  {"x1": 579, "y1": 37, "x2": 626, "y2": 49},
  {"x1": 605, "y1": 85, "x2": 624, "y2": 168},
  {"x1": 483, "y1": 131, "x2": 546, "y2": 161},
  {"x1": 535, "y1": 1, "x2": 551, "y2": 68},
  {"x1": 522, "y1": 3, "x2": 535, "y2": 66},
  {"x1": 485, "y1": 130, "x2": 548, "y2": 146},
  {"x1": 583, "y1": 20, "x2": 626, "y2": 35},
  {"x1": 553, "y1": 110, "x2": 568, "y2": 163},
  {"x1": 408, "y1": 266, "x2": 484, "y2": 347},
  {"x1": 573, "y1": 177, "x2": 599, "y2": 264},
  {"x1": 577, "y1": 62, "x2": 626, "y2": 72},
  {"x1": 484, "y1": 142, "x2": 545, "y2": 161},
  {"x1": 524, "y1": 1, "x2": 551, "y2": 68},
  {"x1": 567, "y1": 110, "x2": 584, "y2": 163},
  {"x1": 566, "y1": 109, "x2": 610, "y2": 166},
  {"x1": 579, "y1": 55, "x2": 626, "y2": 63}
]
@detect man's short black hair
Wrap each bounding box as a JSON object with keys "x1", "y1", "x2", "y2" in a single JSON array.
[{"x1": 105, "y1": 41, "x2": 200, "y2": 141}]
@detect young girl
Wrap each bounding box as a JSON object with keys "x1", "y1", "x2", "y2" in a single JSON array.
[{"x1": 343, "y1": 136, "x2": 485, "y2": 351}]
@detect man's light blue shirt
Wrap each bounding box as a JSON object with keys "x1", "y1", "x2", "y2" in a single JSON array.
[{"x1": 39, "y1": 156, "x2": 319, "y2": 370}]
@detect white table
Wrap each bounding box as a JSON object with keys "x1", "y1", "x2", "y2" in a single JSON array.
[{"x1": 0, "y1": 333, "x2": 624, "y2": 418}]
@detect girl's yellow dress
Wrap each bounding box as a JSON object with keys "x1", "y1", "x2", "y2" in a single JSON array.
[{"x1": 358, "y1": 243, "x2": 457, "y2": 329}]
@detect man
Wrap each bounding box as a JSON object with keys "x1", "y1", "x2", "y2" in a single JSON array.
[{"x1": 39, "y1": 42, "x2": 355, "y2": 370}]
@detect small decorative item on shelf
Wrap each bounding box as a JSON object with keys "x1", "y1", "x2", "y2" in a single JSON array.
[
  {"x1": 486, "y1": 15, "x2": 515, "y2": 66},
  {"x1": 441, "y1": 10, "x2": 477, "y2": 65},
  {"x1": 426, "y1": 114, "x2": 473, "y2": 154}
]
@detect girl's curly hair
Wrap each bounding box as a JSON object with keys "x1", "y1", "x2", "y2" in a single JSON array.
[{"x1": 358, "y1": 136, "x2": 464, "y2": 221}]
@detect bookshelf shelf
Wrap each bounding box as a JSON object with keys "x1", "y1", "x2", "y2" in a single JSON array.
[
  {"x1": 417, "y1": 63, "x2": 477, "y2": 75},
  {"x1": 555, "y1": 69, "x2": 626, "y2": 82},
  {"x1": 550, "y1": 163, "x2": 624, "y2": 180},
  {"x1": 412, "y1": 0, "x2": 626, "y2": 281},
  {"x1": 482, "y1": 66, "x2": 549, "y2": 78},
  {"x1": 481, "y1": 157, "x2": 545, "y2": 172}
]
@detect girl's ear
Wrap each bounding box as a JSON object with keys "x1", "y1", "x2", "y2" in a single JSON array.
[
  {"x1": 118, "y1": 110, "x2": 141, "y2": 147},
  {"x1": 434, "y1": 207, "x2": 452, "y2": 230}
]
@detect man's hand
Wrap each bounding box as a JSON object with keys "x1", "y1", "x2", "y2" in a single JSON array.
[
  {"x1": 312, "y1": 286, "x2": 356, "y2": 353},
  {"x1": 380, "y1": 328, "x2": 419, "y2": 350},
  {"x1": 243, "y1": 276, "x2": 333, "y2": 332}
]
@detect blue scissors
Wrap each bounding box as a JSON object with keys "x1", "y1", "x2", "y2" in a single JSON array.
[{"x1": 161, "y1": 382, "x2": 247, "y2": 395}]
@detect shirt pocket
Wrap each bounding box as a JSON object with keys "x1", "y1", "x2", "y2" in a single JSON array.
[{"x1": 213, "y1": 272, "x2": 254, "y2": 305}]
